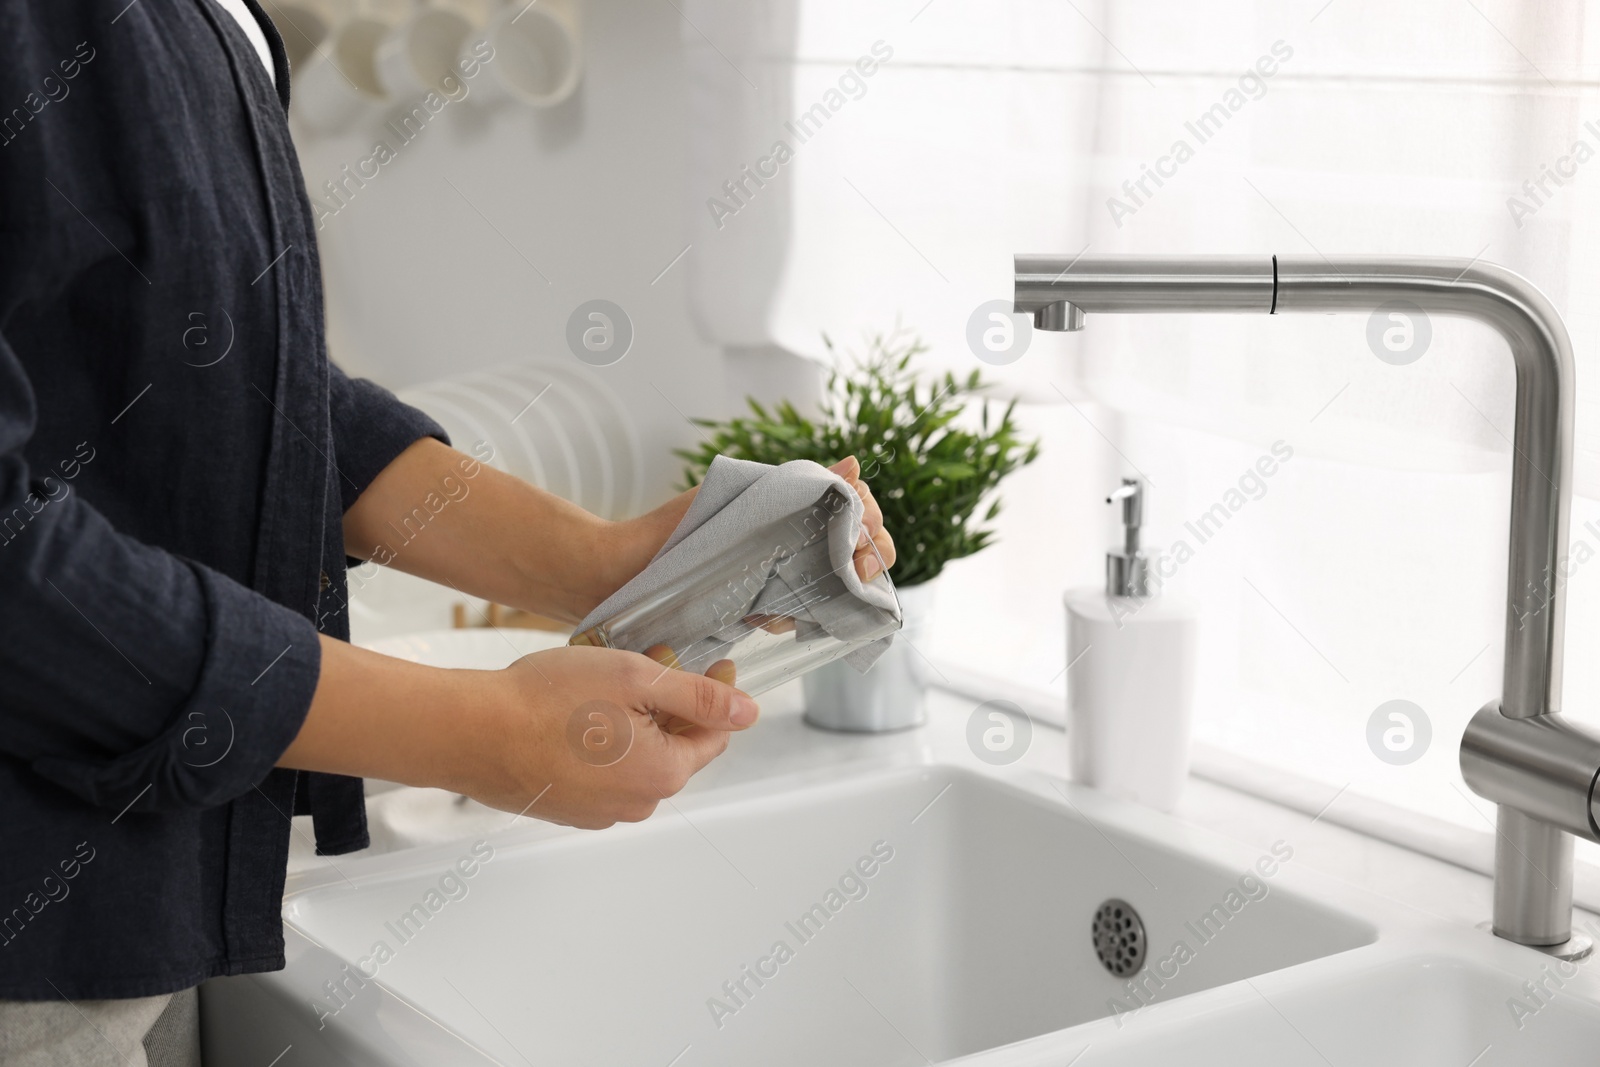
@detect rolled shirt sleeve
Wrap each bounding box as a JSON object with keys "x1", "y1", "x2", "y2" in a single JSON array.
[
  {"x1": 0, "y1": 340, "x2": 324, "y2": 814},
  {"x1": 27, "y1": 565, "x2": 322, "y2": 814},
  {"x1": 326, "y1": 363, "x2": 449, "y2": 515},
  {"x1": 2, "y1": 361, "x2": 447, "y2": 815}
]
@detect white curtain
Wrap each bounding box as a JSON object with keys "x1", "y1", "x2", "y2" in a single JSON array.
[
  {"x1": 681, "y1": 0, "x2": 1600, "y2": 848},
  {"x1": 1070, "y1": 0, "x2": 1600, "y2": 843},
  {"x1": 1081, "y1": 0, "x2": 1594, "y2": 486}
]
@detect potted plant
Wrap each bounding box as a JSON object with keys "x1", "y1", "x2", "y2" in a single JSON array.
[{"x1": 678, "y1": 329, "x2": 1041, "y2": 730}]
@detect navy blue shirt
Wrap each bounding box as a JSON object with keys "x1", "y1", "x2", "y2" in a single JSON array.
[{"x1": 0, "y1": 1, "x2": 444, "y2": 998}]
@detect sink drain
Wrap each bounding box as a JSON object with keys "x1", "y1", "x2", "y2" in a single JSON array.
[{"x1": 1092, "y1": 899, "x2": 1146, "y2": 977}]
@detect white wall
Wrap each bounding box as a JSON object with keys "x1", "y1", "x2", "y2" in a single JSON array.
[{"x1": 294, "y1": 0, "x2": 732, "y2": 503}]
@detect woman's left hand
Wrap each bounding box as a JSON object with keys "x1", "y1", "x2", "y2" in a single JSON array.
[
  {"x1": 600, "y1": 453, "x2": 898, "y2": 618},
  {"x1": 828, "y1": 455, "x2": 896, "y2": 581}
]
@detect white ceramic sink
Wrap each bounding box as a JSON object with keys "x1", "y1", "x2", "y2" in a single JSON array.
[
  {"x1": 1048, "y1": 952, "x2": 1600, "y2": 1066},
  {"x1": 205, "y1": 762, "x2": 1391, "y2": 1066}
]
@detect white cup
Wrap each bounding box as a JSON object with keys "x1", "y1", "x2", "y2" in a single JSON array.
[
  {"x1": 469, "y1": 0, "x2": 582, "y2": 108},
  {"x1": 291, "y1": 12, "x2": 395, "y2": 131},
  {"x1": 376, "y1": 4, "x2": 483, "y2": 98}
]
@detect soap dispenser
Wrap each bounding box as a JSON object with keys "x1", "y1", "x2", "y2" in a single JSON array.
[{"x1": 1063, "y1": 478, "x2": 1198, "y2": 812}]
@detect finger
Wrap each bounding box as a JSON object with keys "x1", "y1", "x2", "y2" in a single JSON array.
[
  {"x1": 640, "y1": 666, "x2": 759, "y2": 731},
  {"x1": 850, "y1": 478, "x2": 884, "y2": 537},
  {"x1": 661, "y1": 721, "x2": 732, "y2": 775},
  {"x1": 828, "y1": 456, "x2": 860, "y2": 480},
  {"x1": 657, "y1": 712, "x2": 692, "y2": 735},
  {"x1": 639, "y1": 645, "x2": 694, "y2": 733},
  {"x1": 851, "y1": 536, "x2": 875, "y2": 577},
  {"x1": 704, "y1": 658, "x2": 737, "y2": 686},
  {"x1": 870, "y1": 527, "x2": 896, "y2": 569},
  {"x1": 852, "y1": 519, "x2": 894, "y2": 560},
  {"x1": 742, "y1": 613, "x2": 797, "y2": 635},
  {"x1": 854, "y1": 529, "x2": 896, "y2": 580},
  {"x1": 643, "y1": 644, "x2": 680, "y2": 670}
]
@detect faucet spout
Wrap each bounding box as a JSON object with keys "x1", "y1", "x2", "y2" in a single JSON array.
[
  {"x1": 1016, "y1": 252, "x2": 1596, "y2": 955},
  {"x1": 1015, "y1": 254, "x2": 1275, "y2": 326},
  {"x1": 1031, "y1": 300, "x2": 1086, "y2": 332}
]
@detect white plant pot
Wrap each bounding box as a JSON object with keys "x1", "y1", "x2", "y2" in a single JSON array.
[{"x1": 802, "y1": 579, "x2": 937, "y2": 733}]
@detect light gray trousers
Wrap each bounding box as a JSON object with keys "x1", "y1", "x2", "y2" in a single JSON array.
[{"x1": 0, "y1": 986, "x2": 200, "y2": 1067}]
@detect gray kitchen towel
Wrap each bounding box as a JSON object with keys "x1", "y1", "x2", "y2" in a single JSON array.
[{"x1": 577, "y1": 456, "x2": 900, "y2": 672}]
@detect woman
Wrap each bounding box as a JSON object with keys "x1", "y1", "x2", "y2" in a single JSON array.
[{"x1": 0, "y1": 2, "x2": 896, "y2": 1063}]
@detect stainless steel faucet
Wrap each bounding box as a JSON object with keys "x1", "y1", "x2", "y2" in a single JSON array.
[{"x1": 1015, "y1": 253, "x2": 1600, "y2": 958}]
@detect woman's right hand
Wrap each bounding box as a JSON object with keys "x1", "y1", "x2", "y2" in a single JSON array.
[
  {"x1": 279, "y1": 637, "x2": 758, "y2": 831},
  {"x1": 453, "y1": 645, "x2": 756, "y2": 828}
]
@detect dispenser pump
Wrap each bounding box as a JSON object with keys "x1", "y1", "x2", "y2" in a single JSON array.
[
  {"x1": 1105, "y1": 478, "x2": 1150, "y2": 598},
  {"x1": 1067, "y1": 475, "x2": 1197, "y2": 812}
]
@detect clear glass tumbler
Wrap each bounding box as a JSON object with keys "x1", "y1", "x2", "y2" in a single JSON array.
[{"x1": 570, "y1": 487, "x2": 901, "y2": 695}]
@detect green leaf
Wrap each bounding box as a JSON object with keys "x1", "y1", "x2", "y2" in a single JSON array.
[{"x1": 675, "y1": 327, "x2": 1043, "y2": 575}]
